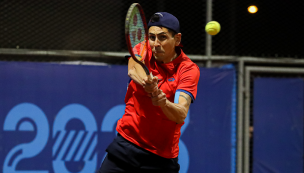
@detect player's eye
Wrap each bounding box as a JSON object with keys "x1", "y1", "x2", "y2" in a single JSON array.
[
  {"x1": 159, "y1": 35, "x2": 167, "y2": 41},
  {"x1": 149, "y1": 35, "x2": 156, "y2": 41}
]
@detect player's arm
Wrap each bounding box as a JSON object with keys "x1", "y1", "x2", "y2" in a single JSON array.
[
  {"x1": 128, "y1": 58, "x2": 158, "y2": 96},
  {"x1": 151, "y1": 89, "x2": 191, "y2": 124},
  {"x1": 128, "y1": 57, "x2": 148, "y2": 86}
]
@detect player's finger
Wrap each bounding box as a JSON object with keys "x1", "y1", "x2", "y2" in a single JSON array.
[
  {"x1": 144, "y1": 75, "x2": 157, "y2": 84},
  {"x1": 151, "y1": 89, "x2": 164, "y2": 100},
  {"x1": 143, "y1": 76, "x2": 148, "y2": 83},
  {"x1": 147, "y1": 72, "x2": 153, "y2": 82},
  {"x1": 143, "y1": 82, "x2": 157, "y2": 92},
  {"x1": 151, "y1": 88, "x2": 161, "y2": 97},
  {"x1": 152, "y1": 76, "x2": 158, "y2": 83},
  {"x1": 151, "y1": 91, "x2": 166, "y2": 106},
  {"x1": 142, "y1": 80, "x2": 146, "y2": 86}
]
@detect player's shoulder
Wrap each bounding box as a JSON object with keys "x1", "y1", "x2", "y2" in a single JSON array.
[{"x1": 179, "y1": 52, "x2": 200, "y2": 72}]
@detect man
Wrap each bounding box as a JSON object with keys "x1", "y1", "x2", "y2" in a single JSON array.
[{"x1": 98, "y1": 12, "x2": 200, "y2": 173}]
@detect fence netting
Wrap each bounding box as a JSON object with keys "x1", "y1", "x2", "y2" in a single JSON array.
[
  {"x1": 1, "y1": 0, "x2": 303, "y2": 58},
  {"x1": 0, "y1": 0, "x2": 206, "y2": 56},
  {"x1": 213, "y1": 0, "x2": 304, "y2": 58}
]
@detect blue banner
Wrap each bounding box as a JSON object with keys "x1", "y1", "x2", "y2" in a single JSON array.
[
  {"x1": 253, "y1": 78, "x2": 304, "y2": 173},
  {"x1": 0, "y1": 61, "x2": 235, "y2": 173}
]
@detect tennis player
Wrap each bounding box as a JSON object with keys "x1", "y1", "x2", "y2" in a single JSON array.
[{"x1": 98, "y1": 12, "x2": 200, "y2": 173}]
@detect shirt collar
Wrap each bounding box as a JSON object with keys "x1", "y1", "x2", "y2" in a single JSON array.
[{"x1": 157, "y1": 47, "x2": 184, "y2": 74}]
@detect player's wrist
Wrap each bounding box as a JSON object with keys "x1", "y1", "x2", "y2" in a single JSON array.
[{"x1": 159, "y1": 98, "x2": 168, "y2": 108}]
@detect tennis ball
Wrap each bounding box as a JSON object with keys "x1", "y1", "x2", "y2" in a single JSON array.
[{"x1": 205, "y1": 21, "x2": 221, "y2": 35}]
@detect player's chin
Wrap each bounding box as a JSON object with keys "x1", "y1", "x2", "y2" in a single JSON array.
[
  {"x1": 154, "y1": 56, "x2": 164, "y2": 62},
  {"x1": 153, "y1": 53, "x2": 165, "y2": 60}
]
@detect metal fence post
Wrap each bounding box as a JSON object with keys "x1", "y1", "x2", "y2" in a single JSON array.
[
  {"x1": 237, "y1": 60, "x2": 244, "y2": 173},
  {"x1": 206, "y1": 0, "x2": 212, "y2": 67}
]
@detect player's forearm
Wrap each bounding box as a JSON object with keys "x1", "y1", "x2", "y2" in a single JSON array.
[
  {"x1": 128, "y1": 67, "x2": 144, "y2": 85},
  {"x1": 160, "y1": 100, "x2": 188, "y2": 124},
  {"x1": 128, "y1": 59, "x2": 147, "y2": 85}
]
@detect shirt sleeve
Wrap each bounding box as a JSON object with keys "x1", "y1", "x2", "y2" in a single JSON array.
[{"x1": 176, "y1": 63, "x2": 200, "y2": 101}]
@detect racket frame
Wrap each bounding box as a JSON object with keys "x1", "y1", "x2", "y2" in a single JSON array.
[{"x1": 125, "y1": 3, "x2": 150, "y2": 76}]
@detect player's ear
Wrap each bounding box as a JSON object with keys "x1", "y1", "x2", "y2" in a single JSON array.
[{"x1": 174, "y1": 33, "x2": 182, "y2": 47}]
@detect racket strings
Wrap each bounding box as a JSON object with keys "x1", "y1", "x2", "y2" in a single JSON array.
[{"x1": 129, "y1": 7, "x2": 147, "y2": 61}]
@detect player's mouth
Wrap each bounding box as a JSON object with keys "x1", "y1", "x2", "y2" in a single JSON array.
[{"x1": 153, "y1": 50, "x2": 164, "y2": 54}]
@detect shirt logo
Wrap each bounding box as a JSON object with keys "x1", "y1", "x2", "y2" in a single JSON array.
[{"x1": 168, "y1": 78, "x2": 175, "y2": 82}]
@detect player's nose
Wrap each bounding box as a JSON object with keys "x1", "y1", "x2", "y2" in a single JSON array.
[
  {"x1": 152, "y1": 37, "x2": 161, "y2": 47},
  {"x1": 154, "y1": 40, "x2": 161, "y2": 47}
]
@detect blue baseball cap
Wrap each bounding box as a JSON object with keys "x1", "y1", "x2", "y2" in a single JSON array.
[{"x1": 148, "y1": 12, "x2": 180, "y2": 33}]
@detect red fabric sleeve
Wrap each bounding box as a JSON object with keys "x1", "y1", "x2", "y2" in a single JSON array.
[{"x1": 177, "y1": 63, "x2": 200, "y2": 100}]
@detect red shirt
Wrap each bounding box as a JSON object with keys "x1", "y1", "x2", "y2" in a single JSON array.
[{"x1": 116, "y1": 47, "x2": 200, "y2": 158}]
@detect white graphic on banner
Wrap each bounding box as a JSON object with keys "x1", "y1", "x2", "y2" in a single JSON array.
[{"x1": 2, "y1": 103, "x2": 190, "y2": 173}]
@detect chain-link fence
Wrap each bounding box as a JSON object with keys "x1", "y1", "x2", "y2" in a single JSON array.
[
  {"x1": 0, "y1": 0, "x2": 206, "y2": 56},
  {"x1": 1, "y1": 0, "x2": 304, "y2": 60},
  {"x1": 213, "y1": 0, "x2": 304, "y2": 58}
]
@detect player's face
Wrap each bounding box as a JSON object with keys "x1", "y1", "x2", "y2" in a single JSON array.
[{"x1": 148, "y1": 26, "x2": 181, "y2": 63}]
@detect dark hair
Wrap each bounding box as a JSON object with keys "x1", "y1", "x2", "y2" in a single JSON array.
[{"x1": 167, "y1": 28, "x2": 177, "y2": 37}]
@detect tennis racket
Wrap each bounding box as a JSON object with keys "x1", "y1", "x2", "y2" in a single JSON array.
[{"x1": 125, "y1": 3, "x2": 152, "y2": 79}]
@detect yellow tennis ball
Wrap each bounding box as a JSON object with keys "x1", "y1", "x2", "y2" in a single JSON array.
[{"x1": 205, "y1": 21, "x2": 221, "y2": 35}]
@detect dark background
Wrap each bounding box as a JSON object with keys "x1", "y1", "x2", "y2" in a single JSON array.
[{"x1": 0, "y1": 0, "x2": 304, "y2": 58}]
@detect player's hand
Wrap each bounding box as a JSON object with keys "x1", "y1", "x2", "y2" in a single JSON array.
[
  {"x1": 151, "y1": 89, "x2": 167, "y2": 107},
  {"x1": 142, "y1": 75, "x2": 158, "y2": 95}
]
